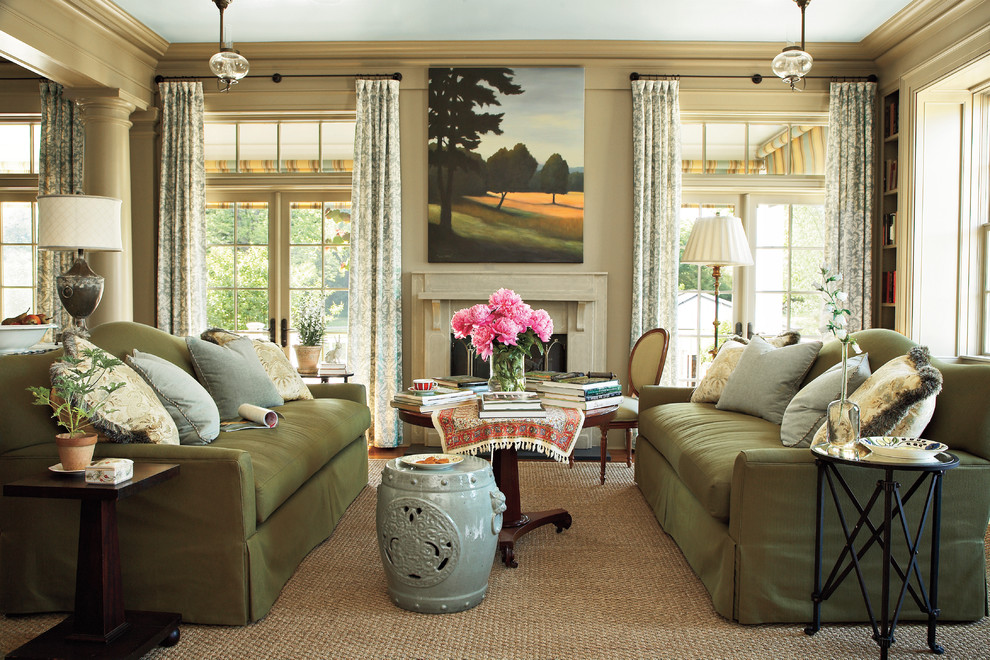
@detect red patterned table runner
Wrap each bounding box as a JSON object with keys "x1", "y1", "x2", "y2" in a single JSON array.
[{"x1": 432, "y1": 404, "x2": 585, "y2": 463}]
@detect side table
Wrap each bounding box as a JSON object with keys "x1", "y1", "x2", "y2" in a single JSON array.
[
  {"x1": 3, "y1": 463, "x2": 182, "y2": 659},
  {"x1": 803, "y1": 446, "x2": 958, "y2": 660}
]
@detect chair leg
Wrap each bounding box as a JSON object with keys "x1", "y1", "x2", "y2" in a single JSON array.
[{"x1": 625, "y1": 428, "x2": 633, "y2": 467}]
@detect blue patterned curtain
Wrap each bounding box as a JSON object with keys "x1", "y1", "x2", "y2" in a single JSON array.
[
  {"x1": 349, "y1": 77, "x2": 402, "y2": 447},
  {"x1": 37, "y1": 81, "x2": 84, "y2": 335},
  {"x1": 158, "y1": 82, "x2": 207, "y2": 336},
  {"x1": 825, "y1": 82, "x2": 876, "y2": 331},
  {"x1": 631, "y1": 79, "x2": 680, "y2": 385}
]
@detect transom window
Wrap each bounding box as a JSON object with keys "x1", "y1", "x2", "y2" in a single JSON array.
[
  {"x1": 205, "y1": 121, "x2": 355, "y2": 174},
  {"x1": 681, "y1": 121, "x2": 827, "y2": 175}
]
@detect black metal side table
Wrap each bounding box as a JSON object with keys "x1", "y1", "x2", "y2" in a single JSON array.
[{"x1": 804, "y1": 445, "x2": 958, "y2": 660}]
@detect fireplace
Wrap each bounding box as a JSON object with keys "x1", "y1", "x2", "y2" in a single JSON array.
[
  {"x1": 450, "y1": 333, "x2": 568, "y2": 378},
  {"x1": 409, "y1": 272, "x2": 608, "y2": 448}
]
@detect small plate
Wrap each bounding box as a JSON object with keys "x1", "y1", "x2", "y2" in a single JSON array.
[
  {"x1": 399, "y1": 454, "x2": 464, "y2": 470},
  {"x1": 48, "y1": 463, "x2": 86, "y2": 475},
  {"x1": 858, "y1": 436, "x2": 948, "y2": 460}
]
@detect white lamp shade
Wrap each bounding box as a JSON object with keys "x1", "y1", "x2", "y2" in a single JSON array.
[
  {"x1": 37, "y1": 194, "x2": 123, "y2": 252},
  {"x1": 681, "y1": 215, "x2": 754, "y2": 267}
]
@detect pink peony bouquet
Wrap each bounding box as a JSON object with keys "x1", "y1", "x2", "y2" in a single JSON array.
[{"x1": 451, "y1": 288, "x2": 553, "y2": 361}]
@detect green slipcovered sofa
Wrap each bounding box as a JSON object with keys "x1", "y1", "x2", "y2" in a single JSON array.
[
  {"x1": 635, "y1": 328, "x2": 990, "y2": 624},
  {"x1": 0, "y1": 322, "x2": 371, "y2": 625}
]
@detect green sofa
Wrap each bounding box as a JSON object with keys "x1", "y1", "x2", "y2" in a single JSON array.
[
  {"x1": 0, "y1": 322, "x2": 371, "y2": 625},
  {"x1": 635, "y1": 328, "x2": 990, "y2": 624}
]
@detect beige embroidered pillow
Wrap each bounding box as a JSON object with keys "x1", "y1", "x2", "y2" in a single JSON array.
[
  {"x1": 810, "y1": 346, "x2": 942, "y2": 446},
  {"x1": 58, "y1": 334, "x2": 179, "y2": 445},
  {"x1": 201, "y1": 329, "x2": 314, "y2": 402}
]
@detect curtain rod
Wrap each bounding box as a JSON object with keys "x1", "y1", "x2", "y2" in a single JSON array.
[
  {"x1": 630, "y1": 72, "x2": 877, "y2": 84},
  {"x1": 154, "y1": 72, "x2": 402, "y2": 84}
]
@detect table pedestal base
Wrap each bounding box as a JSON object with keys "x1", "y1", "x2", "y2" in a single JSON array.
[
  {"x1": 498, "y1": 508, "x2": 572, "y2": 568},
  {"x1": 6, "y1": 610, "x2": 181, "y2": 660}
]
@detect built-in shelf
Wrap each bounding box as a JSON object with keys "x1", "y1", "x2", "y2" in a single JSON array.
[
  {"x1": 877, "y1": 89, "x2": 900, "y2": 331},
  {"x1": 883, "y1": 244, "x2": 897, "y2": 250},
  {"x1": 884, "y1": 188, "x2": 899, "y2": 195},
  {"x1": 885, "y1": 133, "x2": 899, "y2": 142},
  {"x1": 881, "y1": 303, "x2": 896, "y2": 308}
]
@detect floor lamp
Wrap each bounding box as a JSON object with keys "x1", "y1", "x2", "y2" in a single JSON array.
[
  {"x1": 37, "y1": 194, "x2": 123, "y2": 337},
  {"x1": 681, "y1": 214, "x2": 753, "y2": 357}
]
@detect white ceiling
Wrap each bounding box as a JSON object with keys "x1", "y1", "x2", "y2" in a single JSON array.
[{"x1": 111, "y1": 0, "x2": 916, "y2": 45}]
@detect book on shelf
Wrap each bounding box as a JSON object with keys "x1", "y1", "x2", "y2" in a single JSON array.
[
  {"x1": 882, "y1": 270, "x2": 897, "y2": 304},
  {"x1": 540, "y1": 395, "x2": 624, "y2": 410},
  {"x1": 477, "y1": 405, "x2": 547, "y2": 419},
  {"x1": 881, "y1": 213, "x2": 897, "y2": 246}
]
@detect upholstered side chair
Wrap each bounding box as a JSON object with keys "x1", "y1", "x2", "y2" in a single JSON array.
[{"x1": 602, "y1": 327, "x2": 670, "y2": 481}]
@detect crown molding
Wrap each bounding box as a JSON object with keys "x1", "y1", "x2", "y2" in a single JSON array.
[{"x1": 860, "y1": 0, "x2": 982, "y2": 61}]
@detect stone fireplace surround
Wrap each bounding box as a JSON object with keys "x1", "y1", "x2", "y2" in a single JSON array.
[{"x1": 408, "y1": 271, "x2": 609, "y2": 448}]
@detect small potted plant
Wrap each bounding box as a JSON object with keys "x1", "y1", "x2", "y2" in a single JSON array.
[
  {"x1": 294, "y1": 294, "x2": 326, "y2": 374},
  {"x1": 27, "y1": 347, "x2": 125, "y2": 471}
]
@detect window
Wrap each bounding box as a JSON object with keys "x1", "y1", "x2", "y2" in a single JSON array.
[
  {"x1": 681, "y1": 121, "x2": 827, "y2": 175},
  {"x1": 0, "y1": 122, "x2": 40, "y2": 173},
  {"x1": 0, "y1": 200, "x2": 38, "y2": 319},
  {"x1": 204, "y1": 117, "x2": 354, "y2": 365}
]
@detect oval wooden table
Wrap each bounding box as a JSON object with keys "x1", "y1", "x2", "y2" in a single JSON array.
[{"x1": 397, "y1": 404, "x2": 618, "y2": 567}]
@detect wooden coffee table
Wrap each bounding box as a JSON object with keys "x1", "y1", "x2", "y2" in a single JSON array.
[{"x1": 397, "y1": 404, "x2": 617, "y2": 567}]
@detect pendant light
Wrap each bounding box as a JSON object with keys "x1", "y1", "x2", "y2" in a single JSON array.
[
  {"x1": 208, "y1": 0, "x2": 249, "y2": 92},
  {"x1": 771, "y1": 0, "x2": 813, "y2": 91}
]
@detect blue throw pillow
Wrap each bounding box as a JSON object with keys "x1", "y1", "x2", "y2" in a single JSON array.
[{"x1": 186, "y1": 336, "x2": 284, "y2": 421}]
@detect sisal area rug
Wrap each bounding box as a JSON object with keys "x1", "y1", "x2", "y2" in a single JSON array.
[{"x1": 3, "y1": 460, "x2": 988, "y2": 659}]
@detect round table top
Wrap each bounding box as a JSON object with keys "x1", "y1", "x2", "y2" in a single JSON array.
[
  {"x1": 397, "y1": 402, "x2": 619, "y2": 430},
  {"x1": 811, "y1": 445, "x2": 959, "y2": 471}
]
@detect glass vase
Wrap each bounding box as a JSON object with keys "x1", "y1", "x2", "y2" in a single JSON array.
[
  {"x1": 488, "y1": 349, "x2": 526, "y2": 392},
  {"x1": 825, "y1": 341, "x2": 861, "y2": 459}
]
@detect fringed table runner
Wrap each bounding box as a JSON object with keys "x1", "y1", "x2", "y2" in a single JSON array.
[{"x1": 432, "y1": 404, "x2": 585, "y2": 463}]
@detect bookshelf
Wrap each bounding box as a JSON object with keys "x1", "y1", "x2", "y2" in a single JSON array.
[{"x1": 878, "y1": 89, "x2": 899, "y2": 330}]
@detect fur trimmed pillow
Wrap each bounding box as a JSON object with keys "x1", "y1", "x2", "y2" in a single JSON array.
[
  {"x1": 201, "y1": 328, "x2": 314, "y2": 402},
  {"x1": 690, "y1": 331, "x2": 802, "y2": 404},
  {"x1": 810, "y1": 346, "x2": 943, "y2": 446},
  {"x1": 56, "y1": 334, "x2": 179, "y2": 445}
]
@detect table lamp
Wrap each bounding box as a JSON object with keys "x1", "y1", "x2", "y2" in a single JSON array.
[
  {"x1": 681, "y1": 213, "x2": 753, "y2": 356},
  {"x1": 37, "y1": 194, "x2": 123, "y2": 336}
]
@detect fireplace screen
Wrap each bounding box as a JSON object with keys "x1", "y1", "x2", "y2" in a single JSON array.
[{"x1": 450, "y1": 334, "x2": 566, "y2": 379}]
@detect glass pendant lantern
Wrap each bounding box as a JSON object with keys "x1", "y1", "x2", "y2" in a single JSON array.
[
  {"x1": 772, "y1": 0, "x2": 813, "y2": 91},
  {"x1": 209, "y1": 0, "x2": 249, "y2": 92}
]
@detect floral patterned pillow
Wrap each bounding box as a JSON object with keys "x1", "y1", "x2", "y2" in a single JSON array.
[
  {"x1": 57, "y1": 334, "x2": 179, "y2": 444},
  {"x1": 810, "y1": 346, "x2": 942, "y2": 446},
  {"x1": 200, "y1": 329, "x2": 313, "y2": 402}
]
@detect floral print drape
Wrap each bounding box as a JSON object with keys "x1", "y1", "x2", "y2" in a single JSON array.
[
  {"x1": 631, "y1": 79, "x2": 680, "y2": 385},
  {"x1": 37, "y1": 80, "x2": 84, "y2": 334},
  {"x1": 349, "y1": 77, "x2": 402, "y2": 448},
  {"x1": 157, "y1": 82, "x2": 207, "y2": 336},
  {"x1": 825, "y1": 82, "x2": 876, "y2": 331}
]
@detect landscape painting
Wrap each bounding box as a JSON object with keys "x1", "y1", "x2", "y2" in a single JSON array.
[{"x1": 428, "y1": 67, "x2": 584, "y2": 263}]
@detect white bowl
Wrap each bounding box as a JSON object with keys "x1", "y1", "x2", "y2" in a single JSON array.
[{"x1": 0, "y1": 324, "x2": 57, "y2": 354}]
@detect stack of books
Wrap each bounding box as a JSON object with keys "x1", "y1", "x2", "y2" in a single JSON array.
[
  {"x1": 478, "y1": 391, "x2": 547, "y2": 419},
  {"x1": 433, "y1": 375, "x2": 490, "y2": 393},
  {"x1": 535, "y1": 375, "x2": 624, "y2": 410},
  {"x1": 524, "y1": 370, "x2": 585, "y2": 392},
  {"x1": 318, "y1": 362, "x2": 349, "y2": 376},
  {"x1": 390, "y1": 386, "x2": 477, "y2": 413}
]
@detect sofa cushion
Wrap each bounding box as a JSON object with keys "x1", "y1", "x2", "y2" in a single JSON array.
[
  {"x1": 201, "y1": 329, "x2": 314, "y2": 402},
  {"x1": 690, "y1": 332, "x2": 801, "y2": 404},
  {"x1": 187, "y1": 336, "x2": 284, "y2": 420},
  {"x1": 716, "y1": 336, "x2": 822, "y2": 424},
  {"x1": 212, "y1": 397, "x2": 370, "y2": 523},
  {"x1": 58, "y1": 334, "x2": 179, "y2": 445},
  {"x1": 780, "y1": 352, "x2": 871, "y2": 448},
  {"x1": 638, "y1": 401, "x2": 781, "y2": 522}
]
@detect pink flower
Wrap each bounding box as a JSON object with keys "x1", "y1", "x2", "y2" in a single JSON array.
[
  {"x1": 471, "y1": 325, "x2": 495, "y2": 360},
  {"x1": 450, "y1": 308, "x2": 473, "y2": 338},
  {"x1": 489, "y1": 288, "x2": 523, "y2": 311},
  {"x1": 529, "y1": 309, "x2": 553, "y2": 342},
  {"x1": 491, "y1": 316, "x2": 523, "y2": 346}
]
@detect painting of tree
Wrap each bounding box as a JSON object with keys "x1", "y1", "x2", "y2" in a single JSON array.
[{"x1": 428, "y1": 67, "x2": 584, "y2": 263}]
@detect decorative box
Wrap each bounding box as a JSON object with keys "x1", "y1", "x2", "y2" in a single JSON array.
[{"x1": 84, "y1": 458, "x2": 134, "y2": 485}]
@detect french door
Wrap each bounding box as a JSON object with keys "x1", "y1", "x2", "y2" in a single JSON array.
[{"x1": 205, "y1": 191, "x2": 351, "y2": 363}]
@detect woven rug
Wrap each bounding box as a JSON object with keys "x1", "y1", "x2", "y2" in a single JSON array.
[{"x1": 3, "y1": 460, "x2": 988, "y2": 659}]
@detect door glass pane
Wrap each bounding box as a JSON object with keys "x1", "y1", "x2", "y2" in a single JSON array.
[
  {"x1": 756, "y1": 203, "x2": 787, "y2": 247},
  {"x1": 236, "y1": 205, "x2": 268, "y2": 245},
  {"x1": 206, "y1": 203, "x2": 234, "y2": 244},
  {"x1": 236, "y1": 246, "x2": 268, "y2": 287},
  {"x1": 323, "y1": 246, "x2": 349, "y2": 288},
  {"x1": 206, "y1": 201, "x2": 269, "y2": 332},
  {"x1": 792, "y1": 204, "x2": 826, "y2": 246},
  {"x1": 755, "y1": 247, "x2": 786, "y2": 291},
  {"x1": 208, "y1": 289, "x2": 235, "y2": 329},
  {"x1": 289, "y1": 203, "x2": 322, "y2": 243},
  {"x1": 791, "y1": 248, "x2": 825, "y2": 291},
  {"x1": 207, "y1": 246, "x2": 234, "y2": 287},
  {"x1": 290, "y1": 246, "x2": 321, "y2": 288},
  {"x1": 755, "y1": 292, "x2": 787, "y2": 334},
  {"x1": 789, "y1": 293, "x2": 821, "y2": 338},
  {"x1": 325, "y1": 290, "x2": 348, "y2": 331}
]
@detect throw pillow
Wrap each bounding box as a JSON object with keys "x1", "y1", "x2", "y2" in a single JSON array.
[
  {"x1": 186, "y1": 336, "x2": 284, "y2": 420},
  {"x1": 201, "y1": 329, "x2": 314, "y2": 402},
  {"x1": 126, "y1": 349, "x2": 221, "y2": 445},
  {"x1": 810, "y1": 346, "x2": 943, "y2": 446},
  {"x1": 690, "y1": 331, "x2": 802, "y2": 404},
  {"x1": 780, "y1": 353, "x2": 871, "y2": 448},
  {"x1": 56, "y1": 334, "x2": 179, "y2": 445},
  {"x1": 716, "y1": 335, "x2": 823, "y2": 424}
]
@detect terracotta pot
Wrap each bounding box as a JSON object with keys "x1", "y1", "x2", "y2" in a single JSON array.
[
  {"x1": 294, "y1": 344, "x2": 322, "y2": 374},
  {"x1": 55, "y1": 433, "x2": 97, "y2": 471}
]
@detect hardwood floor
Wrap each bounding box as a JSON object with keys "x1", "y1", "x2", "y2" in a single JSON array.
[{"x1": 369, "y1": 446, "x2": 633, "y2": 464}]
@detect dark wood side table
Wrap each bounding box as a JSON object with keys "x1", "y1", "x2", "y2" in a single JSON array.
[
  {"x1": 3, "y1": 463, "x2": 182, "y2": 660},
  {"x1": 804, "y1": 447, "x2": 958, "y2": 660},
  {"x1": 564, "y1": 405, "x2": 620, "y2": 484}
]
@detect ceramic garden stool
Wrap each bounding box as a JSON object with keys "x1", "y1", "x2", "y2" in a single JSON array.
[{"x1": 376, "y1": 455, "x2": 505, "y2": 613}]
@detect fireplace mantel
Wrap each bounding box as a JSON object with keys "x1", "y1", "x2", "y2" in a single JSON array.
[{"x1": 408, "y1": 271, "x2": 609, "y2": 447}]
